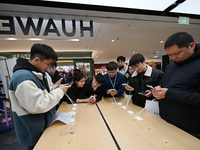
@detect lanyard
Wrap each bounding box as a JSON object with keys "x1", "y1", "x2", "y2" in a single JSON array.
[{"x1": 108, "y1": 73, "x2": 117, "y2": 89}]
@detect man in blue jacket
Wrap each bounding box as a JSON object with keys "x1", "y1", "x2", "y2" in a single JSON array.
[
  {"x1": 104, "y1": 61, "x2": 126, "y2": 97},
  {"x1": 152, "y1": 32, "x2": 200, "y2": 139}
]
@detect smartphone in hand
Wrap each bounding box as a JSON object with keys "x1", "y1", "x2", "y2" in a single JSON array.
[
  {"x1": 57, "y1": 78, "x2": 63, "y2": 84},
  {"x1": 146, "y1": 85, "x2": 155, "y2": 90},
  {"x1": 110, "y1": 89, "x2": 116, "y2": 92},
  {"x1": 122, "y1": 83, "x2": 134, "y2": 91},
  {"x1": 66, "y1": 82, "x2": 73, "y2": 86},
  {"x1": 138, "y1": 92, "x2": 148, "y2": 95}
]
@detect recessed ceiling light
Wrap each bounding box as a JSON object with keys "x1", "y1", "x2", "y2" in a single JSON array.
[
  {"x1": 28, "y1": 38, "x2": 43, "y2": 41},
  {"x1": 7, "y1": 38, "x2": 17, "y2": 40},
  {"x1": 100, "y1": 51, "x2": 103, "y2": 53},
  {"x1": 132, "y1": 52, "x2": 135, "y2": 53},
  {"x1": 157, "y1": 51, "x2": 160, "y2": 53},
  {"x1": 68, "y1": 39, "x2": 80, "y2": 42},
  {"x1": 160, "y1": 41, "x2": 164, "y2": 43},
  {"x1": 111, "y1": 40, "x2": 115, "y2": 42}
]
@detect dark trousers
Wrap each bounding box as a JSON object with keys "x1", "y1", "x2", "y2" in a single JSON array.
[{"x1": 27, "y1": 146, "x2": 34, "y2": 150}]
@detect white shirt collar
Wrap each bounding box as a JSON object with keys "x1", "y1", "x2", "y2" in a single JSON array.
[{"x1": 131, "y1": 65, "x2": 152, "y2": 77}]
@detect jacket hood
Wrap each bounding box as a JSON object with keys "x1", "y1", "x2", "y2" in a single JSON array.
[
  {"x1": 176, "y1": 43, "x2": 200, "y2": 65},
  {"x1": 13, "y1": 58, "x2": 41, "y2": 73}
]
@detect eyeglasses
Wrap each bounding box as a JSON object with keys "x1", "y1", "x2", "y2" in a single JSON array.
[
  {"x1": 132, "y1": 63, "x2": 142, "y2": 69},
  {"x1": 41, "y1": 60, "x2": 51, "y2": 68}
]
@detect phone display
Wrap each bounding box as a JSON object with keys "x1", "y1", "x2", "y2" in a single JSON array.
[
  {"x1": 122, "y1": 83, "x2": 134, "y2": 90},
  {"x1": 110, "y1": 89, "x2": 116, "y2": 92},
  {"x1": 138, "y1": 92, "x2": 148, "y2": 95},
  {"x1": 146, "y1": 85, "x2": 155, "y2": 89},
  {"x1": 66, "y1": 82, "x2": 73, "y2": 86},
  {"x1": 90, "y1": 96, "x2": 95, "y2": 100},
  {"x1": 58, "y1": 78, "x2": 63, "y2": 84}
]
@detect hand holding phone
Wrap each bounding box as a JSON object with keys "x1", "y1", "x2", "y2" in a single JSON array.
[
  {"x1": 90, "y1": 96, "x2": 95, "y2": 100},
  {"x1": 66, "y1": 82, "x2": 73, "y2": 86},
  {"x1": 122, "y1": 83, "x2": 134, "y2": 91},
  {"x1": 56, "y1": 78, "x2": 63, "y2": 84},
  {"x1": 109, "y1": 89, "x2": 116, "y2": 92}
]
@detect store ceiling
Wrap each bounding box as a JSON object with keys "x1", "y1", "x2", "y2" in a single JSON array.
[{"x1": 0, "y1": 1, "x2": 200, "y2": 63}]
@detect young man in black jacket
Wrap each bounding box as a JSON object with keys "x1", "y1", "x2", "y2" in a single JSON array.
[
  {"x1": 125, "y1": 53, "x2": 163, "y2": 108},
  {"x1": 47, "y1": 61, "x2": 66, "y2": 84},
  {"x1": 152, "y1": 32, "x2": 200, "y2": 139},
  {"x1": 83, "y1": 73, "x2": 105, "y2": 103}
]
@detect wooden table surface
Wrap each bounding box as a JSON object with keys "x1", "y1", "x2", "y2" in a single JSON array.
[
  {"x1": 34, "y1": 97, "x2": 200, "y2": 150},
  {"x1": 34, "y1": 103, "x2": 117, "y2": 150},
  {"x1": 97, "y1": 97, "x2": 200, "y2": 150}
]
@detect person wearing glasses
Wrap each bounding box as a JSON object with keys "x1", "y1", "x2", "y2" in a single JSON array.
[
  {"x1": 125, "y1": 53, "x2": 163, "y2": 108},
  {"x1": 9, "y1": 43, "x2": 71, "y2": 150}
]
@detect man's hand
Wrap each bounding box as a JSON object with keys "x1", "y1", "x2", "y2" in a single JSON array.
[
  {"x1": 152, "y1": 86, "x2": 168, "y2": 100},
  {"x1": 107, "y1": 89, "x2": 118, "y2": 96},
  {"x1": 59, "y1": 84, "x2": 71, "y2": 93}
]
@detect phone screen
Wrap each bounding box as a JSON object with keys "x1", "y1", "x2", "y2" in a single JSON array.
[{"x1": 138, "y1": 92, "x2": 148, "y2": 95}]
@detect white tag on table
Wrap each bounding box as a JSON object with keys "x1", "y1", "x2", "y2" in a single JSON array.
[
  {"x1": 134, "y1": 116, "x2": 143, "y2": 121},
  {"x1": 73, "y1": 104, "x2": 77, "y2": 107},
  {"x1": 70, "y1": 118, "x2": 75, "y2": 123},
  {"x1": 72, "y1": 107, "x2": 77, "y2": 110},
  {"x1": 69, "y1": 112, "x2": 76, "y2": 116},
  {"x1": 118, "y1": 102, "x2": 122, "y2": 105},
  {"x1": 121, "y1": 106, "x2": 127, "y2": 109},
  {"x1": 126, "y1": 110, "x2": 134, "y2": 114}
]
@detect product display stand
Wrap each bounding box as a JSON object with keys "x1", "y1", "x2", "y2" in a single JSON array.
[{"x1": 1, "y1": 59, "x2": 18, "y2": 145}]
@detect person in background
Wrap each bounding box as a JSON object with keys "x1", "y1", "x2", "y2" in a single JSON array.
[
  {"x1": 9, "y1": 43, "x2": 71, "y2": 150},
  {"x1": 125, "y1": 53, "x2": 163, "y2": 108},
  {"x1": 124, "y1": 65, "x2": 135, "y2": 82},
  {"x1": 65, "y1": 72, "x2": 93, "y2": 103},
  {"x1": 82, "y1": 73, "x2": 105, "y2": 103},
  {"x1": 152, "y1": 32, "x2": 200, "y2": 139},
  {"x1": 104, "y1": 61, "x2": 126, "y2": 97},
  {"x1": 46, "y1": 61, "x2": 68, "y2": 109},
  {"x1": 123, "y1": 65, "x2": 135, "y2": 99},
  {"x1": 117, "y1": 56, "x2": 128, "y2": 75},
  {"x1": 47, "y1": 61, "x2": 65, "y2": 84}
]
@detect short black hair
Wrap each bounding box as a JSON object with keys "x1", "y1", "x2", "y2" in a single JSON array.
[
  {"x1": 50, "y1": 61, "x2": 57, "y2": 67},
  {"x1": 74, "y1": 72, "x2": 85, "y2": 82},
  {"x1": 106, "y1": 62, "x2": 118, "y2": 70},
  {"x1": 164, "y1": 32, "x2": 194, "y2": 49},
  {"x1": 30, "y1": 43, "x2": 58, "y2": 61},
  {"x1": 129, "y1": 53, "x2": 145, "y2": 66},
  {"x1": 95, "y1": 73, "x2": 105, "y2": 84},
  {"x1": 117, "y1": 56, "x2": 126, "y2": 62}
]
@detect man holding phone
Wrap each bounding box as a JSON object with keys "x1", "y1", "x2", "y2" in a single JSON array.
[
  {"x1": 47, "y1": 61, "x2": 66, "y2": 84},
  {"x1": 104, "y1": 62, "x2": 126, "y2": 97},
  {"x1": 152, "y1": 32, "x2": 200, "y2": 139},
  {"x1": 125, "y1": 53, "x2": 163, "y2": 108}
]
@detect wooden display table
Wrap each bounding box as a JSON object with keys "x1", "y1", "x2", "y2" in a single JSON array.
[
  {"x1": 34, "y1": 97, "x2": 200, "y2": 150},
  {"x1": 34, "y1": 103, "x2": 116, "y2": 150},
  {"x1": 97, "y1": 97, "x2": 200, "y2": 150}
]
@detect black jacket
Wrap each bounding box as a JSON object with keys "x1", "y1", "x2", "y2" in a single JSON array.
[
  {"x1": 65, "y1": 83, "x2": 85, "y2": 104},
  {"x1": 83, "y1": 78, "x2": 104, "y2": 102},
  {"x1": 159, "y1": 44, "x2": 200, "y2": 135},
  {"x1": 127, "y1": 65, "x2": 163, "y2": 107},
  {"x1": 51, "y1": 70, "x2": 66, "y2": 84}
]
